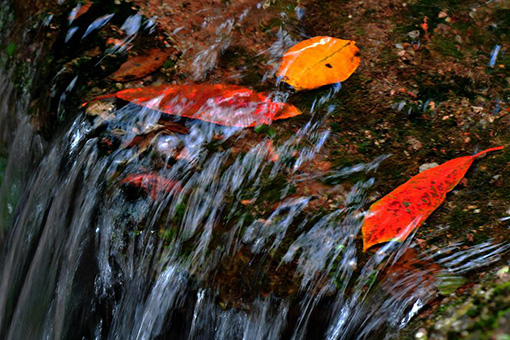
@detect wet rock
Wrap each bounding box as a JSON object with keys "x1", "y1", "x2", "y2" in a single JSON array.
[
  {"x1": 419, "y1": 162, "x2": 439, "y2": 173},
  {"x1": 421, "y1": 272, "x2": 510, "y2": 340}
]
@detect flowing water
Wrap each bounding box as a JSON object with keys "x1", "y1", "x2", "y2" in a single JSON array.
[{"x1": 0, "y1": 1, "x2": 509, "y2": 339}]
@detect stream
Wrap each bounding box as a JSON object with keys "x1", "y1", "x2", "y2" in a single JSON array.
[{"x1": 0, "y1": 1, "x2": 509, "y2": 339}]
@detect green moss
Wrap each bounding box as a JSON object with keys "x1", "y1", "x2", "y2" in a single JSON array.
[
  {"x1": 254, "y1": 124, "x2": 270, "y2": 134},
  {"x1": 423, "y1": 280, "x2": 510, "y2": 339},
  {"x1": 431, "y1": 38, "x2": 464, "y2": 59},
  {"x1": 437, "y1": 274, "x2": 467, "y2": 295},
  {"x1": 174, "y1": 202, "x2": 187, "y2": 220},
  {"x1": 161, "y1": 228, "x2": 177, "y2": 244},
  {"x1": 357, "y1": 140, "x2": 373, "y2": 154},
  {"x1": 5, "y1": 42, "x2": 14, "y2": 56}
]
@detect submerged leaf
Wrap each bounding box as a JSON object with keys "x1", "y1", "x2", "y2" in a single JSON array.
[
  {"x1": 92, "y1": 84, "x2": 301, "y2": 127},
  {"x1": 362, "y1": 146, "x2": 504, "y2": 251},
  {"x1": 68, "y1": 3, "x2": 92, "y2": 23},
  {"x1": 110, "y1": 48, "x2": 173, "y2": 82},
  {"x1": 277, "y1": 36, "x2": 360, "y2": 91},
  {"x1": 380, "y1": 248, "x2": 441, "y2": 298},
  {"x1": 122, "y1": 173, "x2": 181, "y2": 200}
]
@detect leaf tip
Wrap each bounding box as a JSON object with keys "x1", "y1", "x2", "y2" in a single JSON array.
[
  {"x1": 273, "y1": 103, "x2": 301, "y2": 120},
  {"x1": 474, "y1": 146, "x2": 504, "y2": 158},
  {"x1": 362, "y1": 232, "x2": 375, "y2": 252}
]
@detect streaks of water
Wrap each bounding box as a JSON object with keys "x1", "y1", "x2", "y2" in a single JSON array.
[
  {"x1": 489, "y1": 44, "x2": 501, "y2": 68},
  {"x1": 121, "y1": 14, "x2": 143, "y2": 37},
  {"x1": 83, "y1": 14, "x2": 114, "y2": 39},
  {"x1": 191, "y1": 19, "x2": 235, "y2": 81}
]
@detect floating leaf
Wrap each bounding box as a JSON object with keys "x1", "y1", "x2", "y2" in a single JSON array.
[
  {"x1": 122, "y1": 173, "x2": 181, "y2": 200},
  {"x1": 110, "y1": 48, "x2": 173, "y2": 82},
  {"x1": 92, "y1": 84, "x2": 301, "y2": 127},
  {"x1": 277, "y1": 36, "x2": 360, "y2": 91},
  {"x1": 362, "y1": 146, "x2": 504, "y2": 251}
]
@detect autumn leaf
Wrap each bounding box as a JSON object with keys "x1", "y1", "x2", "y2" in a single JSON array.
[
  {"x1": 122, "y1": 173, "x2": 182, "y2": 200},
  {"x1": 110, "y1": 48, "x2": 173, "y2": 82},
  {"x1": 91, "y1": 84, "x2": 301, "y2": 128},
  {"x1": 380, "y1": 248, "x2": 440, "y2": 298},
  {"x1": 362, "y1": 146, "x2": 504, "y2": 252},
  {"x1": 277, "y1": 36, "x2": 360, "y2": 91}
]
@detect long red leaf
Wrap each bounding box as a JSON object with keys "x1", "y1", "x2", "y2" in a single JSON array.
[
  {"x1": 91, "y1": 84, "x2": 301, "y2": 128},
  {"x1": 362, "y1": 146, "x2": 504, "y2": 251}
]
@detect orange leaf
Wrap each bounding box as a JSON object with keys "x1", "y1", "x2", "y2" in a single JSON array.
[
  {"x1": 277, "y1": 36, "x2": 360, "y2": 91},
  {"x1": 92, "y1": 84, "x2": 301, "y2": 128},
  {"x1": 122, "y1": 173, "x2": 182, "y2": 200},
  {"x1": 110, "y1": 48, "x2": 172, "y2": 82},
  {"x1": 362, "y1": 146, "x2": 504, "y2": 252}
]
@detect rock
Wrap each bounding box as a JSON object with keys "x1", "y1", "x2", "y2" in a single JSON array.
[
  {"x1": 407, "y1": 136, "x2": 423, "y2": 151},
  {"x1": 419, "y1": 162, "x2": 439, "y2": 173},
  {"x1": 497, "y1": 266, "x2": 510, "y2": 281},
  {"x1": 408, "y1": 30, "x2": 420, "y2": 39},
  {"x1": 425, "y1": 280, "x2": 510, "y2": 339},
  {"x1": 415, "y1": 327, "x2": 427, "y2": 340}
]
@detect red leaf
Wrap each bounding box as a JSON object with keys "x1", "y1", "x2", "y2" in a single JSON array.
[
  {"x1": 92, "y1": 84, "x2": 301, "y2": 128},
  {"x1": 362, "y1": 146, "x2": 504, "y2": 251},
  {"x1": 122, "y1": 173, "x2": 182, "y2": 200}
]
